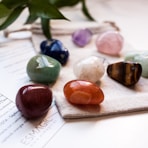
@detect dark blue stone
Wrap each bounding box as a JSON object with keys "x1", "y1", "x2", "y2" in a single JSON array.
[{"x1": 40, "y1": 39, "x2": 69, "y2": 65}]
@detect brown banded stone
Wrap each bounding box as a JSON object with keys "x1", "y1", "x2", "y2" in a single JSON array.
[{"x1": 107, "y1": 61, "x2": 142, "y2": 86}]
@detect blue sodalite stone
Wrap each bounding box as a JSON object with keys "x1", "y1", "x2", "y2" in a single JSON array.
[{"x1": 40, "y1": 39, "x2": 69, "y2": 65}]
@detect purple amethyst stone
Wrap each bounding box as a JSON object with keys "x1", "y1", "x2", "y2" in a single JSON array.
[{"x1": 72, "y1": 29, "x2": 92, "y2": 47}]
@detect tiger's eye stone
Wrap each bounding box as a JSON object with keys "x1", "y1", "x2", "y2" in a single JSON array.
[
  {"x1": 107, "y1": 62, "x2": 142, "y2": 86},
  {"x1": 73, "y1": 56, "x2": 105, "y2": 83},
  {"x1": 26, "y1": 54, "x2": 61, "y2": 84},
  {"x1": 16, "y1": 84, "x2": 52, "y2": 119},
  {"x1": 96, "y1": 31, "x2": 124, "y2": 56},
  {"x1": 63, "y1": 80, "x2": 104, "y2": 105}
]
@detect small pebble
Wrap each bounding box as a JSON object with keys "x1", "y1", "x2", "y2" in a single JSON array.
[
  {"x1": 63, "y1": 80, "x2": 104, "y2": 105},
  {"x1": 40, "y1": 39, "x2": 69, "y2": 65},
  {"x1": 73, "y1": 56, "x2": 105, "y2": 83},
  {"x1": 96, "y1": 31, "x2": 124, "y2": 56},
  {"x1": 107, "y1": 61, "x2": 142, "y2": 86},
  {"x1": 26, "y1": 54, "x2": 61, "y2": 84},
  {"x1": 16, "y1": 84, "x2": 52, "y2": 119},
  {"x1": 125, "y1": 51, "x2": 148, "y2": 78},
  {"x1": 72, "y1": 28, "x2": 92, "y2": 47}
]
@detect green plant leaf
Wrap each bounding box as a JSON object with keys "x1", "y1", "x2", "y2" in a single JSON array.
[
  {"x1": 0, "y1": 3, "x2": 11, "y2": 18},
  {"x1": 28, "y1": 0, "x2": 67, "y2": 20},
  {"x1": 81, "y1": 0, "x2": 95, "y2": 21},
  {"x1": 41, "y1": 18, "x2": 51, "y2": 39},
  {"x1": 49, "y1": 0, "x2": 79, "y2": 7},
  {"x1": 25, "y1": 14, "x2": 38, "y2": 24},
  {"x1": 0, "y1": 6, "x2": 25, "y2": 30},
  {"x1": 1, "y1": 0, "x2": 28, "y2": 9},
  {"x1": 49, "y1": 0, "x2": 94, "y2": 21},
  {"x1": 0, "y1": 0, "x2": 95, "y2": 39}
]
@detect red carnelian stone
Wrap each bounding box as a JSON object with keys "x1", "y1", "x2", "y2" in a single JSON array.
[
  {"x1": 16, "y1": 84, "x2": 52, "y2": 119},
  {"x1": 63, "y1": 80, "x2": 104, "y2": 105}
]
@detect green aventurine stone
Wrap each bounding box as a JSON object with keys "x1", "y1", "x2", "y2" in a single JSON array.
[
  {"x1": 125, "y1": 52, "x2": 148, "y2": 78},
  {"x1": 124, "y1": 52, "x2": 140, "y2": 61},
  {"x1": 27, "y1": 54, "x2": 61, "y2": 83}
]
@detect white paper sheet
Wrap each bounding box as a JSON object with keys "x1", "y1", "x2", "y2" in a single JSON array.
[
  {"x1": 0, "y1": 94, "x2": 65, "y2": 147},
  {"x1": 0, "y1": 38, "x2": 65, "y2": 147}
]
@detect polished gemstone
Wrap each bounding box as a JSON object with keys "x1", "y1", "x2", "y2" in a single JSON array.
[
  {"x1": 26, "y1": 54, "x2": 61, "y2": 83},
  {"x1": 124, "y1": 51, "x2": 140, "y2": 62},
  {"x1": 63, "y1": 80, "x2": 104, "y2": 105},
  {"x1": 96, "y1": 31, "x2": 124, "y2": 56},
  {"x1": 73, "y1": 56, "x2": 105, "y2": 83},
  {"x1": 125, "y1": 51, "x2": 148, "y2": 78},
  {"x1": 72, "y1": 28, "x2": 92, "y2": 47},
  {"x1": 107, "y1": 61, "x2": 142, "y2": 86},
  {"x1": 40, "y1": 39, "x2": 69, "y2": 65},
  {"x1": 16, "y1": 84, "x2": 52, "y2": 119}
]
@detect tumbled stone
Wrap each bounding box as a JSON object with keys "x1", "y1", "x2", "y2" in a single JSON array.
[
  {"x1": 124, "y1": 51, "x2": 140, "y2": 62},
  {"x1": 16, "y1": 84, "x2": 52, "y2": 119},
  {"x1": 72, "y1": 28, "x2": 92, "y2": 47},
  {"x1": 63, "y1": 80, "x2": 104, "y2": 105},
  {"x1": 26, "y1": 54, "x2": 61, "y2": 83},
  {"x1": 125, "y1": 51, "x2": 148, "y2": 78},
  {"x1": 73, "y1": 56, "x2": 105, "y2": 83},
  {"x1": 40, "y1": 39, "x2": 69, "y2": 65},
  {"x1": 107, "y1": 61, "x2": 142, "y2": 86},
  {"x1": 96, "y1": 31, "x2": 124, "y2": 56}
]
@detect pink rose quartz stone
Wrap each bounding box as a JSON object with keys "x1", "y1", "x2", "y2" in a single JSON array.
[{"x1": 96, "y1": 31, "x2": 124, "y2": 56}]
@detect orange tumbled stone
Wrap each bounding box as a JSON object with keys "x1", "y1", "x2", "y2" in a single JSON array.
[{"x1": 63, "y1": 80, "x2": 104, "y2": 105}]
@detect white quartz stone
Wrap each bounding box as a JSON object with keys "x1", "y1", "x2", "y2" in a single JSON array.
[{"x1": 73, "y1": 56, "x2": 105, "y2": 83}]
